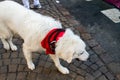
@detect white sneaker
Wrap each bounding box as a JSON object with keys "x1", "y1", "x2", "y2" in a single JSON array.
[
  {"x1": 56, "y1": 0, "x2": 60, "y2": 3},
  {"x1": 30, "y1": 4, "x2": 42, "y2": 9}
]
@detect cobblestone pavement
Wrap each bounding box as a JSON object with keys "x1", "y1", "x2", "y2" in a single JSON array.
[{"x1": 0, "y1": 0, "x2": 119, "y2": 80}]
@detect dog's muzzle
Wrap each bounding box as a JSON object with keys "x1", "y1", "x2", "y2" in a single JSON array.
[{"x1": 76, "y1": 51, "x2": 89, "y2": 61}]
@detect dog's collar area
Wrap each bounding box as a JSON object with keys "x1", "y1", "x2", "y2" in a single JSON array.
[{"x1": 41, "y1": 28, "x2": 65, "y2": 54}]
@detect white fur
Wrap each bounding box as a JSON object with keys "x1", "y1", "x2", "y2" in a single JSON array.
[{"x1": 0, "y1": 1, "x2": 89, "y2": 74}]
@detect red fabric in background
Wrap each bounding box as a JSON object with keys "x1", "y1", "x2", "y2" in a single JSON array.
[{"x1": 104, "y1": 0, "x2": 120, "y2": 8}]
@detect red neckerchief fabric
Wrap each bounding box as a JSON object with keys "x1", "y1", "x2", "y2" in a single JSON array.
[{"x1": 41, "y1": 28, "x2": 65, "y2": 55}]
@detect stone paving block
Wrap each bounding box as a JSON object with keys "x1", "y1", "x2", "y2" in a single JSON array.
[
  {"x1": 55, "y1": 74, "x2": 72, "y2": 80},
  {"x1": 0, "y1": 49, "x2": 6, "y2": 54},
  {"x1": 61, "y1": 60, "x2": 69, "y2": 67},
  {"x1": 38, "y1": 60, "x2": 46, "y2": 67},
  {"x1": 0, "y1": 44, "x2": 3, "y2": 49},
  {"x1": 108, "y1": 62, "x2": 120, "y2": 74},
  {"x1": 16, "y1": 72, "x2": 27, "y2": 80},
  {"x1": 70, "y1": 26, "x2": 76, "y2": 31},
  {"x1": 87, "y1": 39, "x2": 99, "y2": 48},
  {"x1": 60, "y1": 17, "x2": 67, "y2": 22},
  {"x1": 69, "y1": 71, "x2": 77, "y2": 79},
  {"x1": 59, "y1": 7, "x2": 70, "y2": 16},
  {"x1": 21, "y1": 58, "x2": 26, "y2": 65},
  {"x1": 33, "y1": 53, "x2": 40, "y2": 59},
  {"x1": 100, "y1": 53, "x2": 114, "y2": 64},
  {"x1": 75, "y1": 76, "x2": 84, "y2": 80},
  {"x1": 86, "y1": 44, "x2": 91, "y2": 51},
  {"x1": 11, "y1": 58, "x2": 21, "y2": 64},
  {"x1": 18, "y1": 50, "x2": 24, "y2": 58},
  {"x1": 117, "y1": 74, "x2": 120, "y2": 80},
  {"x1": 90, "y1": 63, "x2": 99, "y2": 71},
  {"x1": 92, "y1": 70, "x2": 102, "y2": 78},
  {"x1": 37, "y1": 74, "x2": 51, "y2": 80},
  {"x1": 68, "y1": 19, "x2": 80, "y2": 26},
  {"x1": 75, "y1": 26, "x2": 88, "y2": 34},
  {"x1": 44, "y1": 61, "x2": 52, "y2": 68},
  {"x1": 69, "y1": 64, "x2": 78, "y2": 72},
  {"x1": 46, "y1": 57, "x2": 53, "y2": 63},
  {"x1": 0, "y1": 66, "x2": 8, "y2": 73},
  {"x1": 98, "y1": 75, "x2": 108, "y2": 80},
  {"x1": 3, "y1": 59, "x2": 11, "y2": 65},
  {"x1": 2, "y1": 53, "x2": 10, "y2": 59},
  {"x1": 81, "y1": 33, "x2": 92, "y2": 40},
  {"x1": 99, "y1": 66, "x2": 108, "y2": 74},
  {"x1": 7, "y1": 73, "x2": 16, "y2": 80},
  {"x1": 8, "y1": 64, "x2": 18, "y2": 72},
  {"x1": 88, "y1": 50, "x2": 95, "y2": 55},
  {"x1": 42, "y1": 68, "x2": 51, "y2": 74},
  {"x1": 105, "y1": 72, "x2": 116, "y2": 80},
  {"x1": 84, "y1": 60, "x2": 92, "y2": 66},
  {"x1": 72, "y1": 60, "x2": 81, "y2": 67},
  {"x1": 10, "y1": 52, "x2": 19, "y2": 58},
  {"x1": 89, "y1": 54, "x2": 99, "y2": 63},
  {"x1": 18, "y1": 65, "x2": 25, "y2": 71},
  {"x1": 85, "y1": 73, "x2": 95, "y2": 80},
  {"x1": 27, "y1": 72, "x2": 37, "y2": 80},
  {"x1": 48, "y1": 70, "x2": 60, "y2": 80},
  {"x1": 0, "y1": 54, "x2": 1, "y2": 59},
  {"x1": 39, "y1": 55, "x2": 48, "y2": 61},
  {"x1": 75, "y1": 68, "x2": 86, "y2": 76},
  {"x1": 79, "y1": 64, "x2": 88, "y2": 70},
  {"x1": 24, "y1": 66, "x2": 31, "y2": 72},
  {"x1": 0, "y1": 73, "x2": 6, "y2": 80},
  {"x1": 96, "y1": 60, "x2": 104, "y2": 67},
  {"x1": 85, "y1": 67, "x2": 95, "y2": 75},
  {"x1": 93, "y1": 45, "x2": 106, "y2": 55},
  {"x1": 0, "y1": 60, "x2": 2, "y2": 66},
  {"x1": 74, "y1": 30, "x2": 80, "y2": 36},
  {"x1": 33, "y1": 66, "x2": 43, "y2": 73}
]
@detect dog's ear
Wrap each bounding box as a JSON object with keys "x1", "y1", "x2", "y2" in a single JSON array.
[{"x1": 65, "y1": 29, "x2": 74, "y2": 36}]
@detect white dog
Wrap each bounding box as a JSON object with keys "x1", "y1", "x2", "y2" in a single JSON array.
[{"x1": 0, "y1": 1, "x2": 89, "y2": 74}]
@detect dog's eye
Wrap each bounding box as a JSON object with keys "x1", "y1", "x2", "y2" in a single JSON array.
[
  {"x1": 81, "y1": 51, "x2": 84, "y2": 55},
  {"x1": 78, "y1": 51, "x2": 84, "y2": 56}
]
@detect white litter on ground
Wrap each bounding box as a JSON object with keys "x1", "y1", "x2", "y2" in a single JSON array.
[{"x1": 101, "y1": 8, "x2": 120, "y2": 23}]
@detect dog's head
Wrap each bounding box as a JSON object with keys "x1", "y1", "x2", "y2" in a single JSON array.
[{"x1": 55, "y1": 29, "x2": 89, "y2": 63}]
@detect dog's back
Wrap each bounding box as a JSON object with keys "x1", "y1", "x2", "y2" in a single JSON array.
[
  {"x1": 0, "y1": 1, "x2": 62, "y2": 39},
  {"x1": 0, "y1": 1, "x2": 35, "y2": 37}
]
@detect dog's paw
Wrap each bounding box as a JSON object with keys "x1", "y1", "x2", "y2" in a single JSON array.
[
  {"x1": 28, "y1": 63, "x2": 35, "y2": 70},
  {"x1": 59, "y1": 67, "x2": 69, "y2": 74},
  {"x1": 11, "y1": 45, "x2": 17, "y2": 51}
]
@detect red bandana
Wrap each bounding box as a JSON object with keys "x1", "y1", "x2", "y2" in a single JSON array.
[{"x1": 41, "y1": 28, "x2": 65, "y2": 54}]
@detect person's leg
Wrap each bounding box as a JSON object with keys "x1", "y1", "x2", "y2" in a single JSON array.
[
  {"x1": 32, "y1": 0, "x2": 42, "y2": 8},
  {"x1": 22, "y1": 0, "x2": 30, "y2": 8},
  {"x1": 33, "y1": 0, "x2": 40, "y2": 5}
]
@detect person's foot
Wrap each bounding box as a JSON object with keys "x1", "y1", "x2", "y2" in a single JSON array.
[
  {"x1": 30, "y1": 4, "x2": 42, "y2": 9},
  {"x1": 56, "y1": 0, "x2": 60, "y2": 3}
]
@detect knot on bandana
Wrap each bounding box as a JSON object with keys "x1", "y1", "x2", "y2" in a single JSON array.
[{"x1": 41, "y1": 28, "x2": 65, "y2": 54}]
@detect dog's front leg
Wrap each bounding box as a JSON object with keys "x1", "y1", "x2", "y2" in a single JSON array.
[
  {"x1": 23, "y1": 43, "x2": 35, "y2": 70},
  {"x1": 49, "y1": 54, "x2": 69, "y2": 74}
]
